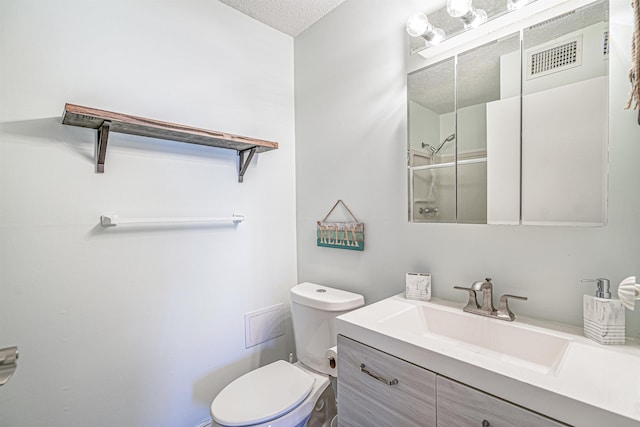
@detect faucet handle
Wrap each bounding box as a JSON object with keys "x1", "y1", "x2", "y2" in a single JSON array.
[
  {"x1": 454, "y1": 286, "x2": 480, "y2": 310},
  {"x1": 497, "y1": 294, "x2": 528, "y2": 321}
]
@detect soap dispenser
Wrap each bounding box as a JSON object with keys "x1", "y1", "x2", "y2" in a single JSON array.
[{"x1": 582, "y1": 278, "x2": 625, "y2": 345}]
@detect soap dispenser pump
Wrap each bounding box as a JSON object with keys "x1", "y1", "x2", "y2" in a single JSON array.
[
  {"x1": 582, "y1": 278, "x2": 625, "y2": 345},
  {"x1": 581, "y1": 278, "x2": 611, "y2": 298}
]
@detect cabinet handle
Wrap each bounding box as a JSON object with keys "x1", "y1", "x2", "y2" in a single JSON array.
[
  {"x1": 359, "y1": 363, "x2": 399, "y2": 386},
  {"x1": 482, "y1": 420, "x2": 490, "y2": 427}
]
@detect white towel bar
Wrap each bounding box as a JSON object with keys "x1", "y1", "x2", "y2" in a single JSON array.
[{"x1": 100, "y1": 214, "x2": 244, "y2": 227}]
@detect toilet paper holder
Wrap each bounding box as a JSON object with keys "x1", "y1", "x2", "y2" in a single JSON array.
[
  {"x1": 0, "y1": 346, "x2": 19, "y2": 386},
  {"x1": 328, "y1": 357, "x2": 336, "y2": 369},
  {"x1": 325, "y1": 346, "x2": 338, "y2": 371}
]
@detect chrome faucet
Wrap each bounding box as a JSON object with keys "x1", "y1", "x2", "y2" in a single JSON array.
[
  {"x1": 454, "y1": 278, "x2": 528, "y2": 322},
  {"x1": 471, "y1": 278, "x2": 496, "y2": 313}
]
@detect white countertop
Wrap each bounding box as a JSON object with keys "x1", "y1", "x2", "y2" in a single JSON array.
[{"x1": 336, "y1": 294, "x2": 640, "y2": 427}]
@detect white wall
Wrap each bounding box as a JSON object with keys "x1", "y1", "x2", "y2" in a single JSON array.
[
  {"x1": 456, "y1": 104, "x2": 487, "y2": 154},
  {"x1": 295, "y1": 0, "x2": 640, "y2": 337},
  {"x1": 408, "y1": 100, "x2": 439, "y2": 150},
  {"x1": 0, "y1": 1, "x2": 296, "y2": 426}
]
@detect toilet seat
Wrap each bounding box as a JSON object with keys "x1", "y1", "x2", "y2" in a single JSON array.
[{"x1": 211, "y1": 360, "x2": 318, "y2": 427}]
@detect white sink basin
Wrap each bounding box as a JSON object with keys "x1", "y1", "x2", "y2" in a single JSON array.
[
  {"x1": 378, "y1": 301, "x2": 570, "y2": 374},
  {"x1": 337, "y1": 295, "x2": 640, "y2": 425}
]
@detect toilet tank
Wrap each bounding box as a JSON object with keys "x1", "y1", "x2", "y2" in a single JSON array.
[{"x1": 290, "y1": 282, "x2": 364, "y2": 376}]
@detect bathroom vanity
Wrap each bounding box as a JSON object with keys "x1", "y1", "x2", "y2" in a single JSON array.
[{"x1": 336, "y1": 295, "x2": 640, "y2": 427}]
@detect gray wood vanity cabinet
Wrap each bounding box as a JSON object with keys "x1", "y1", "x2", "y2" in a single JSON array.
[
  {"x1": 436, "y1": 376, "x2": 567, "y2": 427},
  {"x1": 337, "y1": 335, "x2": 568, "y2": 427},
  {"x1": 337, "y1": 335, "x2": 436, "y2": 426}
]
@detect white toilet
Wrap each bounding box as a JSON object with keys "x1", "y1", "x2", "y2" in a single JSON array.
[{"x1": 210, "y1": 282, "x2": 364, "y2": 427}]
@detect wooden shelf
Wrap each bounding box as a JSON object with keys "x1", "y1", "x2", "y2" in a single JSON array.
[{"x1": 61, "y1": 103, "x2": 278, "y2": 182}]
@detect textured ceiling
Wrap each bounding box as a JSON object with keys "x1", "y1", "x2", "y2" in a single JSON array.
[{"x1": 218, "y1": 0, "x2": 347, "y2": 37}]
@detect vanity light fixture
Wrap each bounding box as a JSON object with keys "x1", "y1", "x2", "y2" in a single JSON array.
[
  {"x1": 446, "y1": 0, "x2": 487, "y2": 29},
  {"x1": 406, "y1": 12, "x2": 445, "y2": 46},
  {"x1": 407, "y1": 0, "x2": 538, "y2": 54}
]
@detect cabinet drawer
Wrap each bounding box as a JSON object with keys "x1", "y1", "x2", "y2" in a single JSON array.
[
  {"x1": 436, "y1": 376, "x2": 568, "y2": 427},
  {"x1": 337, "y1": 335, "x2": 437, "y2": 427}
]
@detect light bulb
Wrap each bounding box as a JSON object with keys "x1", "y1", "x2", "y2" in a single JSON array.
[
  {"x1": 447, "y1": 0, "x2": 486, "y2": 29},
  {"x1": 406, "y1": 12, "x2": 430, "y2": 37},
  {"x1": 425, "y1": 27, "x2": 445, "y2": 46},
  {"x1": 466, "y1": 8, "x2": 487, "y2": 28},
  {"x1": 446, "y1": 0, "x2": 473, "y2": 18},
  {"x1": 406, "y1": 12, "x2": 445, "y2": 46}
]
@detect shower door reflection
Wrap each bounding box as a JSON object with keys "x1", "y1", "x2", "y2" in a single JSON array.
[
  {"x1": 456, "y1": 32, "x2": 520, "y2": 224},
  {"x1": 408, "y1": 33, "x2": 520, "y2": 224},
  {"x1": 411, "y1": 162, "x2": 456, "y2": 222},
  {"x1": 407, "y1": 58, "x2": 456, "y2": 222}
]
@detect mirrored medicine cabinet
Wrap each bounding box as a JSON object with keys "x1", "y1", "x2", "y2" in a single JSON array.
[{"x1": 408, "y1": 0, "x2": 609, "y2": 226}]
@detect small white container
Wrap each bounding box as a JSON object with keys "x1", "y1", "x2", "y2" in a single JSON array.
[
  {"x1": 583, "y1": 295, "x2": 625, "y2": 345},
  {"x1": 406, "y1": 273, "x2": 431, "y2": 301},
  {"x1": 581, "y1": 278, "x2": 625, "y2": 345}
]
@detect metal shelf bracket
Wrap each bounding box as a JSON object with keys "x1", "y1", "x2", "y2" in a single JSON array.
[
  {"x1": 238, "y1": 147, "x2": 257, "y2": 183},
  {"x1": 96, "y1": 121, "x2": 111, "y2": 173}
]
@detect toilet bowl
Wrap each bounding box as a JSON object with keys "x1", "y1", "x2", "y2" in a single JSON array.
[
  {"x1": 210, "y1": 283, "x2": 364, "y2": 427},
  {"x1": 210, "y1": 361, "x2": 329, "y2": 427}
]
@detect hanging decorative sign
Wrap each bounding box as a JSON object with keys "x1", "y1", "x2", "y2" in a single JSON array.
[{"x1": 317, "y1": 200, "x2": 364, "y2": 251}]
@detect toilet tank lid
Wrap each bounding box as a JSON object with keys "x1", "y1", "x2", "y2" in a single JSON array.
[{"x1": 291, "y1": 282, "x2": 364, "y2": 311}]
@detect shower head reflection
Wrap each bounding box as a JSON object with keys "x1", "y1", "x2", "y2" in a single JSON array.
[{"x1": 422, "y1": 133, "x2": 455, "y2": 157}]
